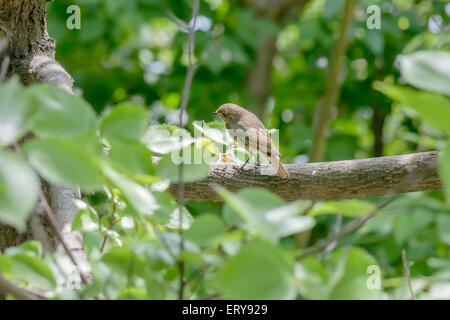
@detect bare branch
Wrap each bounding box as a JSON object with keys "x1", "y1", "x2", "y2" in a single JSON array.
[
  {"x1": 176, "y1": 0, "x2": 200, "y2": 301},
  {"x1": 167, "y1": 151, "x2": 440, "y2": 201},
  {"x1": 166, "y1": 11, "x2": 189, "y2": 32},
  {"x1": 297, "y1": 156, "x2": 436, "y2": 260},
  {"x1": 402, "y1": 249, "x2": 415, "y2": 300},
  {"x1": 0, "y1": 275, "x2": 36, "y2": 300},
  {"x1": 39, "y1": 191, "x2": 89, "y2": 285},
  {"x1": 100, "y1": 193, "x2": 118, "y2": 253}
]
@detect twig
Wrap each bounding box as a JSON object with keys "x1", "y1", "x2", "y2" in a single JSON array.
[
  {"x1": 39, "y1": 190, "x2": 89, "y2": 285},
  {"x1": 402, "y1": 249, "x2": 415, "y2": 300},
  {"x1": 0, "y1": 56, "x2": 10, "y2": 82},
  {"x1": 188, "y1": 264, "x2": 211, "y2": 298},
  {"x1": 318, "y1": 214, "x2": 342, "y2": 261},
  {"x1": 100, "y1": 194, "x2": 118, "y2": 253},
  {"x1": 175, "y1": 0, "x2": 200, "y2": 301},
  {"x1": 298, "y1": 161, "x2": 435, "y2": 260},
  {"x1": 167, "y1": 11, "x2": 189, "y2": 32},
  {"x1": 0, "y1": 275, "x2": 36, "y2": 300},
  {"x1": 295, "y1": 200, "x2": 316, "y2": 247},
  {"x1": 200, "y1": 293, "x2": 222, "y2": 300},
  {"x1": 151, "y1": 225, "x2": 177, "y2": 263},
  {"x1": 300, "y1": 201, "x2": 316, "y2": 215}
]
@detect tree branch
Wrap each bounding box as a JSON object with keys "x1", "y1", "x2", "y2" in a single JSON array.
[
  {"x1": 39, "y1": 190, "x2": 89, "y2": 285},
  {"x1": 167, "y1": 151, "x2": 440, "y2": 201},
  {"x1": 0, "y1": 275, "x2": 36, "y2": 300},
  {"x1": 402, "y1": 249, "x2": 415, "y2": 300},
  {"x1": 291, "y1": 153, "x2": 437, "y2": 260}
]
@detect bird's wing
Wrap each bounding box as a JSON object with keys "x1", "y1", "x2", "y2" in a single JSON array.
[
  {"x1": 255, "y1": 129, "x2": 280, "y2": 159},
  {"x1": 230, "y1": 122, "x2": 280, "y2": 158},
  {"x1": 241, "y1": 113, "x2": 266, "y2": 130}
]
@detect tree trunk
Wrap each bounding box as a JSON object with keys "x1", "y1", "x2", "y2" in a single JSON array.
[
  {"x1": 0, "y1": 0, "x2": 85, "y2": 263},
  {"x1": 244, "y1": 0, "x2": 309, "y2": 118},
  {"x1": 372, "y1": 108, "x2": 386, "y2": 157}
]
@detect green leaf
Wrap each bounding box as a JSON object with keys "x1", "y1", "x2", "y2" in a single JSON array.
[
  {"x1": 24, "y1": 138, "x2": 104, "y2": 191},
  {"x1": 265, "y1": 201, "x2": 316, "y2": 238},
  {"x1": 165, "y1": 207, "x2": 194, "y2": 230},
  {"x1": 310, "y1": 200, "x2": 375, "y2": 217},
  {"x1": 393, "y1": 209, "x2": 434, "y2": 245},
  {"x1": 83, "y1": 230, "x2": 104, "y2": 255},
  {"x1": 72, "y1": 201, "x2": 99, "y2": 232},
  {"x1": 222, "y1": 202, "x2": 244, "y2": 227},
  {"x1": 215, "y1": 187, "x2": 280, "y2": 243},
  {"x1": 328, "y1": 247, "x2": 382, "y2": 299},
  {"x1": 295, "y1": 258, "x2": 329, "y2": 299},
  {"x1": 102, "y1": 164, "x2": 158, "y2": 215},
  {"x1": 323, "y1": 0, "x2": 344, "y2": 18},
  {"x1": 374, "y1": 81, "x2": 450, "y2": 134},
  {"x1": 102, "y1": 247, "x2": 147, "y2": 276},
  {"x1": 6, "y1": 253, "x2": 56, "y2": 291},
  {"x1": 436, "y1": 214, "x2": 450, "y2": 245},
  {"x1": 0, "y1": 150, "x2": 39, "y2": 230},
  {"x1": 100, "y1": 102, "x2": 149, "y2": 142},
  {"x1": 185, "y1": 214, "x2": 226, "y2": 246},
  {"x1": 28, "y1": 84, "x2": 96, "y2": 137},
  {"x1": 215, "y1": 187, "x2": 315, "y2": 244},
  {"x1": 117, "y1": 287, "x2": 148, "y2": 300},
  {"x1": 364, "y1": 30, "x2": 384, "y2": 55},
  {"x1": 152, "y1": 191, "x2": 177, "y2": 225},
  {"x1": 4, "y1": 241, "x2": 43, "y2": 259},
  {"x1": 397, "y1": 51, "x2": 450, "y2": 96},
  {"x1": 144, "y1": 126, "x2": 194, "y2": 154},
  {"x1": 155, "y1": 148, "x2": 210, "y2": 183},
  {"x1": 108, "y1": 140, "x2": 154, "y2": 176},
  {"x1": 439, "y1": 143, "x2": 450, "y2": 204},
  {"x1": 215, "y1": 240, "x2": 295, "y2": 299},
  {"x1": 192, "y1": 121, "x2": 232, "y2": 145},
  {"x1": 0, "y1": 78, "x2": 37, "y2": 147},
  {"x1": 146, "y1": 278, "x2": 166, "y2": 299}
]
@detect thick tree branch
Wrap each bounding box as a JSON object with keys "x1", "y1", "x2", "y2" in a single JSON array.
[
  {"x1": 298, "y1": 159, "x2": 434, "y2": 259},
  {"x1": 168, "y1": 151, "x2": 440, "y2": 201}
]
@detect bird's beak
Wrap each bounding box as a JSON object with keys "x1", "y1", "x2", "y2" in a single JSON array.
[{"x1": 210, "y1": 112, "x2": 217, "y2": 116}]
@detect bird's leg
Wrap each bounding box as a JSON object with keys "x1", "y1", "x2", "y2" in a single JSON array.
[{"x1": 239, "y1": 152, "x2": 253, "y2": 171}]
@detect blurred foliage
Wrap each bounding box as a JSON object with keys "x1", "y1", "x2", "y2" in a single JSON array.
[{"x1": 0, "y1": 0, "x2": 450, "y2": 300}]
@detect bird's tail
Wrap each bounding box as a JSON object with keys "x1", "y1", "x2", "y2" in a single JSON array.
[{"x1": 269, "y1": 156, "x2": 290, "y2": 179}]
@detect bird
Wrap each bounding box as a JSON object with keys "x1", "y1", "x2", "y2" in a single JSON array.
[{"x1": 211, "y1": 103, "x2": 290, "y2": 178}]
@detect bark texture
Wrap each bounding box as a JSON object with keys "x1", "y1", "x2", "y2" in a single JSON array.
[
  {"x1": 0, "y1": 1, "x2": 84, "y2": 262},
  {"x1": 0, "y1": 0, "x2": 73, "y2": 89},
  {"x1": 168, "y1": 152, "x2": 440, "y2": 201}
]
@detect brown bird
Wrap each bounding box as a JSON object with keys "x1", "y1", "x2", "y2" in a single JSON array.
[{"x1": 211, "y1": 103, "x2": 290, "y2": 178}]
